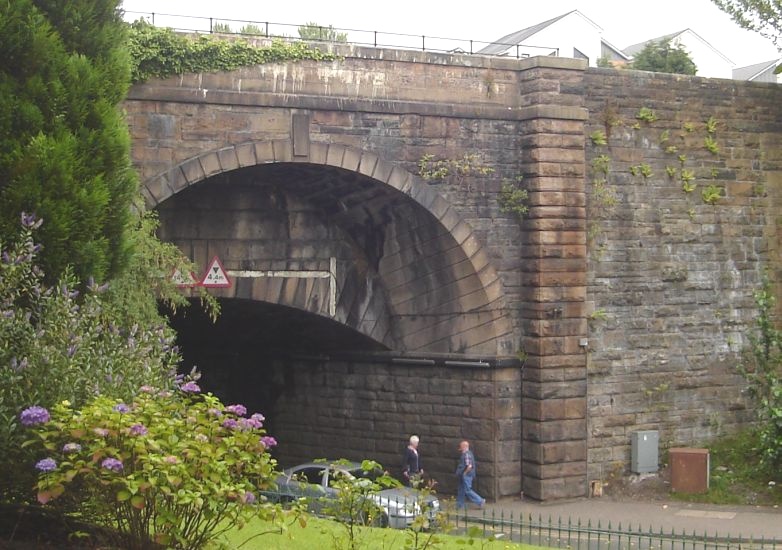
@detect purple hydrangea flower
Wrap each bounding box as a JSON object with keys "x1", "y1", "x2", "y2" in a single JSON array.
[
  {"x1": 260, "y1": 436, "x2": 278, "y2": 448},
  {"x1": 129, "y1": 424, "x2": 148, "y2": 436},
  {"x1": 225, "y1": 404, "x2": 247, "y2": 417},
  {"x1": 251, "y1": 413, "x2": 265, "y2": 424},
  {"x1": 35, "y1": 458, "x2": 57, "y2": 472},
  {"x1": 240, "y1": 417, "x2": 262, "y2": 430},
  {"x1": 113, "y1": 403, "x2": 130, "y2": 413},
  {"x1": 244, "y1": 491, "x2": 256, "y2": 504},
  {"x1": 93, "y1": 427, "x2": 109, "y2": 437},
  {"x1": 101, "y1": 458, "x2": 123, "y2": 472},
  {"x1": 62, "y1": 443, "x2": 82, "y2": 454},
  {"x1": 222, "y1": 418, "x2": 239, "y2": 430},
  {"x1": 20, "y1": 212, "x2": 43, "y2": 229},
  {"x1": 180, "y1": 381, "x2": 201, "y2": 393},
  {"x1": 19, "y1": 406, "x2": 50, "y2": 426},
  {"x1": 207, "y1": 408, "x2": 222, "y2": 417}
]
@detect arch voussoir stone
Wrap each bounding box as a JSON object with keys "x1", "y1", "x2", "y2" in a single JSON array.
[
  {"x1": 169, "y1": 165, "x2": 191, "y2": 194},
  {"x1": 236, "y1": 142, "x2": 257, "y2": 168},
  {"x1": 217, "y1": 146, "x2": 240, "y2": 173},
  {"x1": 197, "y1": 151, "x2": 221, "y2": 179},
  {"x1": 272, "y1": 140, "x2": 292, "y2": 163},
  {"x1": 341, "y1": 148, "x2": 362, "y2": 172},
  {"x1": 305, "y1": 142, "x2": 328, "y2": 165},
  {"x1": 357, "y1": 152, "x2": 379, "y2": 178},
  {"x1": 254, "y1": 141, "x2": 274, "y2": 163},
  {"x1": 326, "y1": 144, "x2": 347, "y2": 166},
  {"x1": 143, "y1": 173, "x2": 174, "y2": 207}
]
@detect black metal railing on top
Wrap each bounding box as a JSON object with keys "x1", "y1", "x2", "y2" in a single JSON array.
[
  {"x1": 451, "y1": 509, "x2": 781, "y2": 550},
  {"x1": 122, "y1": 11, "x2": 560, "y2": 59}
]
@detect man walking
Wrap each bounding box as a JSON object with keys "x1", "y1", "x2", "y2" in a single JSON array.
[{"x1": 455, "y1": 440, "x2": 485, "y2": 509}]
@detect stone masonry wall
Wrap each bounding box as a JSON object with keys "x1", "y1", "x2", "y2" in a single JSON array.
[
  {"x1": 128, "y1": 47, "x2": 782, "y2": 501},
  {"x1": 268, "y1": 357, "x2": 522, "y2": 499},
  {"x1": 128, "y1": 52, "x2": 592, "y2": 500},
  {"x1": 582, "y1": 68, "x2": 782, "y2": 484}
]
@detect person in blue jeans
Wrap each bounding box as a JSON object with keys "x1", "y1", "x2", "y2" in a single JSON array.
[{"x1": 455, "y1": 439, "x2": 485, "y2": 509}]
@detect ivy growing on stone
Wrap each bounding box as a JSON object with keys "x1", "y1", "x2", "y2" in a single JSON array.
[{"x1": 128, "y1": 21, "x2": 337, "y2": 83}]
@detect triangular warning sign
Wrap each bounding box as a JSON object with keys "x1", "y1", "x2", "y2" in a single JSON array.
[
  {"x1": 200, "y1": 256, "x2": 232, "y2": 288},
  {"x1": 171, "y1": 268, "x2": 198, "y2": 288}
]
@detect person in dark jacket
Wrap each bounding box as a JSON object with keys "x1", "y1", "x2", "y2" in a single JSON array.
[{"x1": 402, "y1": 435, "x2": 423, "y2": 487}]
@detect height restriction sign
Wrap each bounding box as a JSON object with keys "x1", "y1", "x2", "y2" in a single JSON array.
[{"x1": 200, "y1": 256, "x2": 232, "y2": 288}]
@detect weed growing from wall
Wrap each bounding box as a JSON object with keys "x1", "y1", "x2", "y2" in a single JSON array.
[
  {"x1": 498, "y1": 177, "x2": 529, "y2": 220},
  {"x1": 587, "y1": 153, "x2": 618, "y2": 258},
  {"x1": 418, "y1": 153, "x2": 528, "y2": 221},
  {"x1": 417, "y1": 153, "x2": 495, "y2": 188}
]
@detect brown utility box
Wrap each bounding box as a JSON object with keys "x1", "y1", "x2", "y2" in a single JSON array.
[{"x1": 669, "y1": 448, "x2": 710, "y2": 494}]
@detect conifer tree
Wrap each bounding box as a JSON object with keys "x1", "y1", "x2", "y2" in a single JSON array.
[
  {"x1": 0, "y1": 0, "x2": 136, "y2": 283},
  {"x1": 631, "y1": 39, "x2": 698, "y2": 75}
]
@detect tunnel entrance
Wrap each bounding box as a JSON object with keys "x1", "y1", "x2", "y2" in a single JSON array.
[{"x1": 166, "y1": 297, "x2": 388, "y2": 441}]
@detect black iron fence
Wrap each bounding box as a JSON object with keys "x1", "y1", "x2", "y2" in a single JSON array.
[
  {"x1": 122, "y1": 11, "x2": 559, "y2": 59},
  {"x1": 451, "y1": 509, "x2": 781, "y2": 550},
  {"x1": 261, "y1": 488, "x2": 779, "y2": 549}
]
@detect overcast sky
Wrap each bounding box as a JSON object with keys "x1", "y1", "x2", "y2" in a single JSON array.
[{"x1": 121, "y1": 0, "x2": 780, "y2": 68}]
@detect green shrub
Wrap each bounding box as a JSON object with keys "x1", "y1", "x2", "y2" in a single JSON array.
[
  {"x1": 740, "y1": 280, "x2": 782, "y2": 469},
  {"x1": 0, "y1": 0, "x2": 136, "y2": 284},
  {"x1": 23, "y1": 386, "x2": 282, "y2": 549},
  {"x1": 498, "y1": 179, "x2": 529, "y2": 221},
  {"x1": 0, "y1": 217, "x2": 179, "y2": 500}
]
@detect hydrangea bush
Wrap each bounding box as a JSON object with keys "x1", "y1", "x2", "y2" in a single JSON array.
[
  {"x1": 0, "y1": 215, "x2": 181, "y2": 499},
  {"x1": 23, "y1": 385, "x2": 282, "y2": 549}
]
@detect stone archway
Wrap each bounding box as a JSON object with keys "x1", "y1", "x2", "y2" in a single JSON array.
[{"x1": 145, "y1": 140, "x2": 515, "y2": 357}]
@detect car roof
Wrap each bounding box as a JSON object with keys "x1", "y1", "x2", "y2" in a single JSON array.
[{"x1": 283, "y1": 460, "x2": 364, "y2": 474}]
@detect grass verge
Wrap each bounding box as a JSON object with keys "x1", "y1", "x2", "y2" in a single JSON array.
[
  {"x1": 212, "y1": 514, "x2": 552, "y2": 549},
  {"x1": 671, "y1": 429, "x2": 782, "y2": 506}
]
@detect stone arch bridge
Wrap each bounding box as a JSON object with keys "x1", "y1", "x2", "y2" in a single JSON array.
[{"x1": 127, "y1": 44, "x2": 782, "y2": 500}]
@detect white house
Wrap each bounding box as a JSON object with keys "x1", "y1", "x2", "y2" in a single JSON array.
[
  {"x1": 732, "y1": 59, "x2": 782, "y2": 83},
  {"x1": 477, "y1": 10, "x2": 613, "y2": 67},
  {"x1": 623, "y1": 29, "x2": 734, "y2": 79}
]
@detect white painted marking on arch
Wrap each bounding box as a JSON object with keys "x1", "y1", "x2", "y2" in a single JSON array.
[{"x1": 227, "y1": 257, "x2": 337, "y2": 317}]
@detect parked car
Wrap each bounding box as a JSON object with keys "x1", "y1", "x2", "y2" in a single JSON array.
[{"x1": 266, "y1": 460, "x2": 440, "y2": 529}]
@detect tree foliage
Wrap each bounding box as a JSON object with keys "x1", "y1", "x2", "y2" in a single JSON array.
[
  {"x1": 631, "y1": 39, "x2": 698, "y2": 75},
  {"x1": 239, "y1": 23, "x2": 264, "y2": 35},
  {"x1": 298, "y1": 22, "x2": 348, "y2": 42},
  {"x1": 211, "y1": 22, "x2": 232, "y2": 33},
  {"x1": 712, "y1": 0, "x2": 782, "y2": 51},
  {"x1": 0, "y1": 0, "x2": 136, "y2": 284}
]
